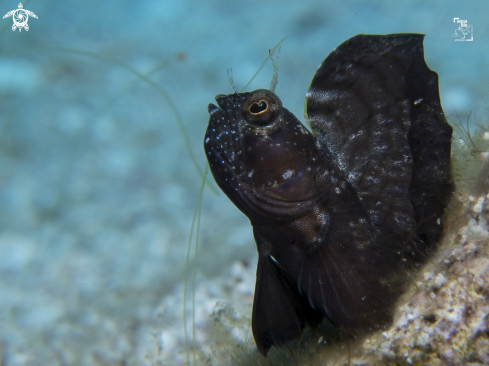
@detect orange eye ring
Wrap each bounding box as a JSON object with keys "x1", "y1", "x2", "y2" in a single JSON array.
[{"x1": 249, "y1": 100, "x2": 269, "y2": 115}]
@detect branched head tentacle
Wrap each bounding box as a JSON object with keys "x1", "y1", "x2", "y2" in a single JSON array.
[
  {"x1": 269, "y1": 45, "x2": 281, "y2": 92},
  {"x1": 227, "y1": 68, "x2": 238, "y2": 93}
]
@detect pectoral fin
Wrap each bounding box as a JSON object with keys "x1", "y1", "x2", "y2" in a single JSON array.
[{"x1": 252, "y1": 255, "x2": 303, "y2": 356}]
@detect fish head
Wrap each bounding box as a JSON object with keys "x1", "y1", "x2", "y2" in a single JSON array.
[{"x1": 204, "y1": 89, "x2": 328, "y2": 222}]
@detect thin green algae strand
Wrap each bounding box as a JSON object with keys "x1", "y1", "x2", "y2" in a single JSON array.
[
  {"x1": 183, "y1": 36, "x2": 288, "y2": 365},
  {"x1": 36, "y1": 45, "x2": 214, "y2": 190},
  {"x1": 183, "y1": 163, "x2": 208, "y2": 366},
  {"x1": 241, "y1": 36, "x2": 287, "y2": 92}
]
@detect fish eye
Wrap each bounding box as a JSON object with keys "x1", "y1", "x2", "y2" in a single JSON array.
[
  {"x1": 243, "y1": 90, "x2": 282, "y2": 126},
  {"x1": 249, "y1": 100, "x2": 269, "y2": 115}
]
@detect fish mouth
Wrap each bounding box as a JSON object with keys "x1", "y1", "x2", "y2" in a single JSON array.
[
  {"x1": 205, "y1": 93, "x2": 256, "y2": 217},
  {"x1": 204, "y1": 93, "x2": 246, "y2": 181},
  {"x1": 213, "y1": 93, "x2": 231, "y2": 110},
  {"x1": 207, "y1": 94, "x2": 228, "y2": 116},
  {"x1": 207, "y1": 93, "x2": 245, "y2": 120},
  {"x1": 205, "y1": 92, "x2": 250, "y2": 155}
]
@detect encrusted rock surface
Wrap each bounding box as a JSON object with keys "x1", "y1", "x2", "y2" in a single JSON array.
[{"x1": 357, "y1": 194, "x2": 489, "y2": 366}]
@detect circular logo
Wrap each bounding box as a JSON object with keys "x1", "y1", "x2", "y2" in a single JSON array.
[{"x1": 12, "y1": 8, "x2": 28, "y2": 28}]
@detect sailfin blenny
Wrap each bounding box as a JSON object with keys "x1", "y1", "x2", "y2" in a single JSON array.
[{"x1": 204, "y1": 34, "x2": 453, "y2": 356}]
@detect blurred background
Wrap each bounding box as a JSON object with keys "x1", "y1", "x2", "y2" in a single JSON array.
[{"x1": 0, "y1": 0, "x2": 488, "y2": 364}]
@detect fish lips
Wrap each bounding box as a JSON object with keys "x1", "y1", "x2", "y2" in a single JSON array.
[
  {"x1": 205, "y1": 93, "x2": 248, "y2": 156},
  {"x1": 207, "y1": 93, "x2": 245, "y2": 129},
  {"x1": 205, "y1": 94, "x2": 265, "y2": 218},
  {"x1": 204, "y1": 94, "x2": 247, "y2": 183}
]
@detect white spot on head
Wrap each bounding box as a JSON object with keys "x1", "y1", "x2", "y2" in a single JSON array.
[
  {"x1": 297, "y1": 125, "x2": 308, "y2": 135},
  {"x1": 247, "y1": 170, "x2": 254, "y2": 178},
  {"x1": 348, "y1": 171, "x2": 358, "y2": 181},
  {"x1": 282, "y1": 169, "x2": 294, "y2": 180},
  {"x1": 319, "y1": 212, "x2": 328, "y2": 225}
]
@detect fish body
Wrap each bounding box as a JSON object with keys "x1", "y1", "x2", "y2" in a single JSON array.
[{"x1": 204, "y1": 34, "x2": 453, "y2": 355}]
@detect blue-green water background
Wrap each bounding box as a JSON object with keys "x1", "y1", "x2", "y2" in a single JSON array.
[{"x1": 0, "y1": 0, "x2": 488, "y2": 364}]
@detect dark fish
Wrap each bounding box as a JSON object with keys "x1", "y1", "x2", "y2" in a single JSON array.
[{"x1": 204, "y1": 34, "x2": 453, "y2": 356}]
